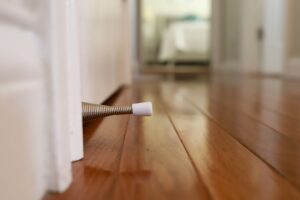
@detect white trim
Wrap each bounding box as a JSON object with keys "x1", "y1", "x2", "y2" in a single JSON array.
[
  {"x1": 261, "y1": 0, "x2": 287, "y2": 75},
  {"x1": 65, "y1": 0, "x2": 83, "y2": 162},
  {"x1": 211, "y1": 0, "x2": 221, "y2": 69},
  {"x1": 41, "y1": 0, "x2": 72, "y2": 192}
]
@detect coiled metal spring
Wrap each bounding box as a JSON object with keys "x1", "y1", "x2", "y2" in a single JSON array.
[{"x1": 82, "y1": 102, "x2": 132, "y2": 122}]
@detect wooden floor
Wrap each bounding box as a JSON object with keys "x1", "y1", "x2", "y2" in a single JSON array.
[{"x1": 45, "y1": 75, "x2": 300, "y2": 200}]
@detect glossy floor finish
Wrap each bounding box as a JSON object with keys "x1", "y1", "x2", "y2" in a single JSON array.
[{"x1": 45, "y1": 76, "x2": 300, "y2": 200}]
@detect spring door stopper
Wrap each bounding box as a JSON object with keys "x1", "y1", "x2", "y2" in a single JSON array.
[{"x1": 82, "y1": 102, "x2": 153, "y2": 122}]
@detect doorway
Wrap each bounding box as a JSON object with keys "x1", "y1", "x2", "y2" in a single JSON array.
[{"x1": 138, "y1": 0, "x2": 212, "y2": 75}]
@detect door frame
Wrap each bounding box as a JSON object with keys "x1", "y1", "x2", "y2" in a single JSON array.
[
  {"x1": 211, "y1": 0, "x2": 263, "y2": 74},
  {"x1": 136, "y1": 0, "x2": 212, "y2": 74}
]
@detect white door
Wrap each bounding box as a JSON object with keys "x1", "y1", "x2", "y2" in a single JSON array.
[{"x1": 0, "y1": 0, "x2": 132, "y2": 199}]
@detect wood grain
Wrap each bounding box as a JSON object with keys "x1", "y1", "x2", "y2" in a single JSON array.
[
  {"x1": 164, "y1": 79, "x2": 300, "y2": 190},
  {"x1": 208, "y1": 83, "x2": 300, "y2": 143},
  {"x1": 45, "y1": 76, "x2": 300, "y2": 199},
  {"x1": 145, "y1": 83, "x2": 300, "y2": 199},
  {"x1": 45, "y1": 89, "x2": 132, "y2": 200},
  {"x1": 114, "y1": 86, "x2": 211, "y2": 200},
  {"x1": 45, "y1": 86, "x2": 211, "y2": 200},
  {"x1": 210, "y1": 77, "x2": 300, "y2": 120}
]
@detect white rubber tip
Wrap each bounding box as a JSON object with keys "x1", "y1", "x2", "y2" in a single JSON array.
[{"x1": 132, "y1": 102, "x2": 153, "y2": 116}]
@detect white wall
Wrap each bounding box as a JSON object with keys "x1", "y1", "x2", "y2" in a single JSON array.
[
  {"x1": 287, "y1": 0, "x2": 300, "y2": 58},
  {"x1": 212, "y1": 0, "x2": 263, "y2": 74},
  {"x1": 79, "y1": 0, "x2": 132, "y2": 103},
  {"x1": 260, "y1": 0, "x2": 300, "y2": 78},
  {"x1": 285, "y1": 0, "x2": 300, "y2": 78},
  {"x1": 213, "y1": 0, "x2": 300, "y2": 77},
  {"x1": 142, "y1": 0, "x2": 211, "y2": 62},
  {"x1": 0, "y1": 20, "x2": 46, "y2": 200}
]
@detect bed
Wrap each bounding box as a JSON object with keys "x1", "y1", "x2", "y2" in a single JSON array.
[
  {"x1": 143, "y1": 15, "x2": 210, "y2": 64},
  {"x1": 158, "y1": 20, "x2": 210, "y2": 62}
]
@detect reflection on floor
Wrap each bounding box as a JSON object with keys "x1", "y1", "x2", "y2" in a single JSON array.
[{"x1": 45, "y1": 75, "x2": 300, "y2": 200}]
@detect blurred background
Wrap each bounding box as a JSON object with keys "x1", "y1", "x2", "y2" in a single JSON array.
[
  {"x1": 136, "y1": 0, "x2": 299, "y2": 79},
  {"x1": 141, "y1": 0, "x2": 211, "y2": 72},
  {"x1": 1, "y1": 0, "x2": 300, "y2": 199}
]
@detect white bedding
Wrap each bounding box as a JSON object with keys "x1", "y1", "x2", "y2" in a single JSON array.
[{"x1": 158, "y1": 21, "x2": 210, "y2": 61}]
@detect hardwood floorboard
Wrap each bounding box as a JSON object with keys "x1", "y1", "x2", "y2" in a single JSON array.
[
  {"x1": 115, "y1": 87, "x2": 211, "y2": 200},
  {"x1": 208, "y1": 77, "x2": 300, "y2": 143},
  {"x1": 45, "y1": 76, "x2": 300, "y2": 199},
  {"x1": 175, "y1": 78, "x2": 300, "y2": 144},
  {"x1": 45, "y1": 89, "x2": 132, "y2": 200},
  {"x1": 170, "y1": 80, "x2": 300, "y2": 189},
  {"x1": 146, "y1": 83, "x2": 300, "y2": 199},
  {"x1": 211, "y1": 77, "x2": 300, "y2": 120},
  {"x1": 208, "y1": 85, "x2": 300, "y2": 144}
]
